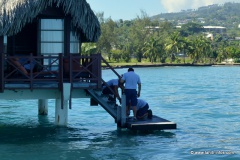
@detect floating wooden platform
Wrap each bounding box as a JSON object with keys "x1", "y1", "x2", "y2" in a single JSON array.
[
  {"x1": 86, "y1": 89, "x2": 177, "y2": 131},
  {"x1": 126, "y1": 115, "x2": 177, "y2": 131}
]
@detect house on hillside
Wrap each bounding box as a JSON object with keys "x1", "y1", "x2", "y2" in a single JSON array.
[{"x1": 203, "y1": 26, "x2": 226, "y2": 35}]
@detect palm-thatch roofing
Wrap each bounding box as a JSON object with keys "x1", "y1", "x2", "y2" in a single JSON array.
[{"x1": 0, "y1": 0, "x2": 101, "y2": 42}]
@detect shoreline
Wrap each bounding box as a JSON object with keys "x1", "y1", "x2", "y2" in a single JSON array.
[{"x1": 102, "y1": 63, "x2": 240, "y2": 69}]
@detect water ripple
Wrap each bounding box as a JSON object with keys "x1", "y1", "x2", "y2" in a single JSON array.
[{"x1": 0, "y1": 67, "x2": 240, "y2": 159}]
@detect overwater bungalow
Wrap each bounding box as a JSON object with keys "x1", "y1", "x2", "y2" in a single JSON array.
[{"x1": 0, "y1": 0, "x2": 176, "y2": 131}]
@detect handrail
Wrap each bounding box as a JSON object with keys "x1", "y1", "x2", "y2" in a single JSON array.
[
  {"x1": 100, "y1": 56, "x2": 123, "y2": 102},
  {"x1": 3, "y1": 54, "x2": 102, "y2": 90},
  {"x1": 101, "y1": 57, "x2": 122, "y2": 78},
  {"x1": 2, "y1": 54, "x2": 122, "y2": 95}
]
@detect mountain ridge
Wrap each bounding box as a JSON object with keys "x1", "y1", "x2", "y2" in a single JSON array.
[{"x1": 151, "y1": 2, "x2": 240, "y2": 29}]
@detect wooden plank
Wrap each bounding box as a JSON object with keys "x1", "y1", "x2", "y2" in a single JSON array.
[{"x1": 126, "y1": 115, "x2": 177, "y2": 130}]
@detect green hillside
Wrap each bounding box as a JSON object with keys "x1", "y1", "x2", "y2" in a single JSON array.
[{"x1": 151, "y1": 2, "x2": 240, "y2": 29}]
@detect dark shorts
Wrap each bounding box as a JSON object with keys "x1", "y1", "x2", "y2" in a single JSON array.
[
  {"x1": 125, "y1": 89, "x2": 137, "y2": 106},
  {"x1": 137, "y1": 104, "x2": 149, "y2": 117}
]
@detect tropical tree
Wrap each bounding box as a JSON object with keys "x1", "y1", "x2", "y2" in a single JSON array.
[
  {"x1": 178, "y1": 37, "x2": 190, "y2": 63},
  {"x1": 96, "y1": 17, "x2": 117, "y2": 60},
  {"x1": 180, "y1": 22, "x2": 204, "y2": 36},
  {"x1": 165, "y1": 31, "x2": 182, "y2": 63},
  {"x1": 212, "y1": 34, "x2": 229, "y2": 63},
  {"x1": 216, "y1": 47, "x2": 228, "y2": 63},
  {"x1": 81, "y1": 43, "x2": 97, "y2": 55},
  {"x1": 111, "y1": 49, "x2": 122, "y2": 62},
  {"x1": 122, "y1": 43, "x2": 131, "y2": 62},
  {"x1": 159, "y1": 21, "x2": 175, "y2": 34},
  {"x1": 128, "y1": 10, "x2": 152, "y2": 62},
  {"x1": 114, "y1": 20, "x2": 131, "y2": 51},
  {"x1": 143, "y1": 37, "x2": 160, "y2": 63},
  {"x1": 201, "y1": 37, "x2": 212, "y2": 63},
  {"x1": 187, "y1": 35, "x2": 212, "y2": 64}
]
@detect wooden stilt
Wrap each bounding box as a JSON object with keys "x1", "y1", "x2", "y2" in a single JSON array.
[
  {"x1": 38, "y1": 99, "x2": 48, "y2": 115},
  {"x1": 117, "y1": 105, "x2": 121, "y2": 127},
  {"x1": 55, "y1": 83, "x2": 71, "y2": 126},
  {"x1": 121, "y1": 94, "x2": 126, "y2": 127},
  {"x1": 55, "y1": 99, "x2": 68, "y2": 126}
]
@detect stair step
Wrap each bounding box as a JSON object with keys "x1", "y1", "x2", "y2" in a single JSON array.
[{"x1": 87, "y1": 89, "x2": 118, "y2": 119}]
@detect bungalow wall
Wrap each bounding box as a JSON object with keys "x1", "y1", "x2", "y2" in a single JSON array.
[{"x1": 7, "y1": 22, "x2": 38, "y2": 55}]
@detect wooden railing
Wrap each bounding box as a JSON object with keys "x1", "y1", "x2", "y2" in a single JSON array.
[
  {"x1": 100, "y1": 57, "x2": 123, "y2": 102},
  {"x1": 0, "y1": 53, "x2": 122, "y2": 96},
  {"x1": 0, "y1": 53, "x2": 102, "y2": 92}
]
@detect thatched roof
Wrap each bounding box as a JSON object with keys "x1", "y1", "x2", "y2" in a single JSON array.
[{"x1": 0, "y1": 0, "x2": 101, "y2": 42}]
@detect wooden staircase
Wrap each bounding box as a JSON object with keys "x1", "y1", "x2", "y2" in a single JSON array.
[{"x1": 86, "y1": 89, "x2": 119, "y2": 120}]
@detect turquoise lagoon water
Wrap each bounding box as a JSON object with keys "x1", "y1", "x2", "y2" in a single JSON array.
[{"x1": 0, "y1": 66, "x2": 240, "y2": 160}]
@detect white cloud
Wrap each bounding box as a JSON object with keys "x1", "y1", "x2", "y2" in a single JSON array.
[{"x1": 160, "y1": 0, "x2": 240, "y2": 13}]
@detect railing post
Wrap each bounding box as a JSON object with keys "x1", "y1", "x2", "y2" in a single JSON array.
[
  {"x1": 0, "y1": 36, "x2": 4, "y2": 93},
  {"x1": 29, "y1": 53, "x2": 33, "y2": 91},
  {"x1": 68, "y1": 54, "x2": 72, "y2": 109},
  {"x1": 117, "y1": 93, "x2": 126, "y2": 128},
  {"x1": 121, "y1": 93, "x2": 126, "y2": 127},
  {"x1": 59, "y1": 53, "x2": 64, "y2": 109},
  {"x1": 97, "y1": 53, "x2": 102, "y2": 89},
  {"x1": 117, "y1": 105, "x2": 121, "y2": 127},
  {"x1": 101, "y1": 56, "x2": 121, "y2": 78},
  {"x1": 90, "y1": 53, "x2": 101, "y2": 89},
  {"x1": 69, "y1": 54, "x2": 72, "y2": 83},
  {"x1": 0, "y1": 52, "x2": 3, "y2": 93}
]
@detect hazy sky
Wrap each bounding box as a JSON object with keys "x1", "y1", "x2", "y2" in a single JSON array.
[{"x1": 86, "y1": 0, "x2": 240, "y2": 20}]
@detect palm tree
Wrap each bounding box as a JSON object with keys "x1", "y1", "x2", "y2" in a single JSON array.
[
  {"x1": 178, "y1": 37, "x2": 190, "y2": 64},
  {"x1": 165, "y1": 32, "x2": 182, "y2": 63},
  {"x1": 201, "y1": 37, "x2": 212, "y2": 63},
  {"x1": 187, "y1": 35, "x2": 212, "y2": 64},
  {"x1": 143, "y1": 37, "x2": 161, "y2": 63}
]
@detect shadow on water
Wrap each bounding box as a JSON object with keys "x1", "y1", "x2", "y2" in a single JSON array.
[
  {"x1": 0, "y1": 121, "x2": 176, "y2": 143},
  {"x1": 79, "y1": 129, "x2": 177, "y2": 160},
  {"x1": 0, "y1": 125, "x2": 57, "y2": 144},
  {"x1": 0, "y1": 122, "x2": 177, "y2": 159},
  {"x1": 115, "y1": 128, "x2": 176, "y2": 138}
]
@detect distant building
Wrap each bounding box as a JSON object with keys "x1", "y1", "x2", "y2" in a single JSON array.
[
  {"x1": 175, "y1": 25, "x2": 226, "y2": 41},
  {"x1": 235, "y1": 37, "x2": 240, "y2": 40},
  {"x1": 197, "y1": 18, "x2": 205, "y2": 24},
  {"x1": 145, "y1": 26, "x2": 161, "y2": 32},
  {"x1": 198, "y1": 4, "x2": 219, "y2": 10},
  {"x1": 203, "y1": 26, "x2": 226, "y2": 34}
]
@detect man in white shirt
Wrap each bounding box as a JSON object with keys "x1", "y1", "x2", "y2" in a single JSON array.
[
  {"x1": 120, "y1": 68, "x2": 141, "y2": 120},
  {"x1": 102, "y1": 78, "x2": 123, "y2": 104}
]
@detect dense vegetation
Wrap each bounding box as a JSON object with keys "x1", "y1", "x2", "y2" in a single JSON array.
[
  {"x1": 152, "y1": 2, "x2": 240, "y2": 38},
  {"x1": 82, "y1": 2, "x2": 240, "y2": 64}
]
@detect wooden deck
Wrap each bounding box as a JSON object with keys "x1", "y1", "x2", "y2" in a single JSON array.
[
  {"x1": 0, "y1": 53, "x2": 103, "y2": 92},
  {"x1": 87, "y1": 89, "x2": 177, "y2": 131},
  {"x1": 126, "y1": 116, "x2": 177, "y2": 130}
]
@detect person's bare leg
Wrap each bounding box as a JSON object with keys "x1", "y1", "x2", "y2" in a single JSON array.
[{"x1": 132, "y1": 106, "x2": 137, "y2": 119}]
